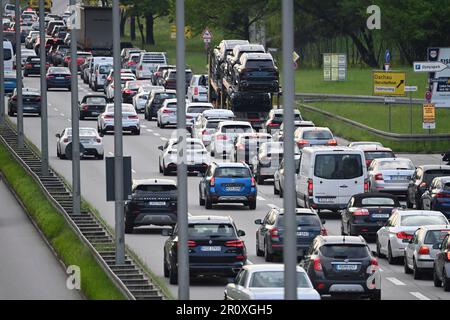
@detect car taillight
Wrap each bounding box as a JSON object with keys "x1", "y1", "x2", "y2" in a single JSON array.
[
  {"x1": 307, "y1": 179, "x2": 313, "y2": 197},
  {"x1": 123, "y1": 89, "x2": 134, "y2": 94},
  {"x1": 210, "y1": 177, "x2": 215, "y2": 187},
  {"x1": 107, "y1": 76, "x2": 112, "y2": 81},
  {"x1": 127, "y1": 61, "x2": 136, "y2": 66},
  {"x1": 155, "y1": 71, "x2": 161, "y2": 77},
  {"x1": 375, "y1": 173, "x2": 384, "y2": 181},
  {"x1": 436, "y1": 193, "x2": 450, "y2": 198},
  {"x1": 353, "y1": 208, "x2": 369, "y2": 216},
  {"x1": 216, "y1": 134, "x2": 228, "y2": 140},
  {"x1": 81, "y1": 104, "x2": 88, "y2": 111},
  {"x1": 96, "y1": 138, "x2": 102, "y2": 143},
  {"x1": 65, "y1": 75, "x2": 71, "y2": 79},
  {"x1": 11, "y1": 96, "x2": 17, "y2": 101},
  {"x1": 63, "y1": 138, "x2": 69, "y2": 143},
  {"x1": 313, "y1": 257, "x2": 322, "y2": 271},
  {"x1": 267, "y1": 121, "x2": 278, "y2": 127},
  {"x1": 370, "y1": 258, "x2": 378, "y2": 269},
  {"x1": 194, "y1": 87, "x2": 199, "y2": 95},
  {"x1": 202, "y1": 129, "x2": 209, "y2": 135},
  {"x1": 269, "y1": 228, "x2": 279, "y2": 239},
  {"x1": 327, "y1": 139, "x2": 337, "y2": 146},
  {"x1": 188, "y1": 240, "x2": 197, "y2": 248},
  {"x1": 128, "y1": 115, "x2": 138, "y2": 119},
  {"x1": 25, "y1": 63, "x2": 32, "y2": 68},
  {"x1": 418, "y1": 246, "x2": 430, "y2": 255},
  {"x1": 297, "y1": 139, "x2": 309, "y2": 146},
  {"x1": 103, "y1": 114, "x2": 114, "y2": 119},
  {"x1": 396, "y1": 232, "x2": 413, "y2": 240},
  {"x1": 447, "y1": 252, "x2": 450, "y2": 261},
  {"x1": 365, "y1": 159, "x2": 373, "y2": 167},
  {"x1": 320, "y1": 227, "x2": 327, "y2": 236},
  {"x1": 225, "y1": 240, "x2": 244, "y2": 247},
  {"x1": 251, "y1": 177, "x2": 256, "y2": 187},
  {"x1": 139, "y1": 65, "x2": 143, "y2": 70},
  {"x1": 162, "y1": 108, "x2": 174, "y2": 113},
  {"x1": 46, "y1": 75, "x2": 54, "y2": 79},
  {"x1": 364, "y1": 179, "x2": 369, "y2": 192}
]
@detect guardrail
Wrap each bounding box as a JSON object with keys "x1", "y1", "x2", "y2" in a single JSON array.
[
  {"x1": 0, "y1": 121, "x2": 164, "y2": 300},
  {"x1": 300, "y1": 104, "x2": 450, "y2": 142},
  {"x1": 295, "y1": 93, "x2": 425, "y2": 105}
]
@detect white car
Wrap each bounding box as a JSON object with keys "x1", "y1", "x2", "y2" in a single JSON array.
[
  {"x1": 210, "y1": 121, "x2": 253, "y2": 157},
  {"x1": 135, "y1": 52, "x2": 167, "y2": 79},
  {"x1": 186, "y1": 102, "x2": 213, "y2": 132},
  {"x1": 17, "y1": 49, "x2": 37, "y2": 66},
  {"x1": 192, "y1": 109, "x2": 235, "y2": 146},
  {"x1": 187, "y1": 74, "x2": 208, "y2": 102},
  {"x1": 158, "y1": 138, "x2": 211, "y2": 175},
  {"x1": 97, "y1": 103, "x2": 140, "y2": 135},
  {"x1": 376, "y1": 209, "x2": 449, "y2": 264},
  {"x1": 132, "y1": 85, "x2": 164, "y2": 113},
  {"x1": 156, "y1": 98, "x2": 188, "y2": 128},
  {"x1": 105, "y1": 76, "x2": 136, "y2": 102},
  {"x1": 224, "y1": 264, "x2": 320, "y2": 300},
  {"x1": 56, "y1": 127, "x2": 104, "y2": 160}
]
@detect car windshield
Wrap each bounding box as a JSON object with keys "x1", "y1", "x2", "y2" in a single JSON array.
[
  {"x1": 155, "y1": 93, "x2": 177, "y2": 102},
  {"x1": 215, "y1": 167, "x2": 251, "y2": 178},
  {"x1": 85, "y1": 97, "x2": 106, "y2": 105},
  {"x1": 278, "y1": 215, "x2": 321, "y2": 227},
  {"x1": 361, "y1": 197, "x2": 396, "y2": 206},
  {"x1": 365, "y1": 151, "x2": 395, "y2": 160},
  {"x1": 424, "y1": 170, "x2": 450, "y2": 184},
  {"x1": 187, "y1": 107, "x2": 212, "y2": 114},
  {"x1": 303, "y1": 130, "x2": 332, "y2": 140},
  {"x1": 320, "y1": 244, "x2": 370, "y2": 259},
  {"x1": 378, "y1": 160, "x2": 414, "y2": 170},
  {"x1": 206, "y1": 121, "x2": 220, "y2": 129},
  {"x1": 400, "y1": 215, "x2": 448, "y2": 226},
  {"x1": 188, "y1": 223, "x2": 236, "y2": 238},
  {"x1": 99, "y1": 65, "x2": 112, "y2": 74},
  {"x1": 249, "y1": 271, "x2": 310, "y2": 288},
  {"x1": 245, "y1": 60, "x2": 274, "y2": 69},
  {"x1": 134, "y1": 184, "x2": 176, "y2": 192},
  {"x1": 67, "y1": 128, "x2": 96, "y2": 136},
  {"x1": 221, "y1": 125, "x2": 252, "y2": 134},
  {"x1": 49, "y1": 67, "x2": 69, "y2": 74},
  {"x1": 314, "y1": 154, "x2": 363, "y2": 180},
  {"x1": 3, "y1": 49, "x2": 12, "y2": 60},
  {"x1": 424, "y1": 230, "x2": 450, "y2": 244}
]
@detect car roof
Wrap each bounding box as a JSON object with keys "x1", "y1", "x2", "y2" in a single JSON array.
[
  {"x1": 302, "y1": 146, "x2": 362, "y2": 154},
  {"x1": 351, "y1": 192, "x2": 400, "y2": 202},
  {"x1": 214, "y1": 162, "x2": 249, "y2": 168},
  {"x1": 418, "y1": 165, "x2": 450, "y2": 171},
  {"x1": 221, "y1": 39, "x2": 250, "y2": 50},
  {"x1": 188, "y1": 215, "x2": 233, "y2": 224},
  {"x1": 433, "y1": 176, "x2": 450, "y2": 184},
  {"x1": 417, "y1": 225, "x2": 450, "y2": 232},
  {"x1": 242, "y1": 52, "x2": 273, "y2": 60},
  {"x1": 132, "y1": 179, "x2": 176, "y2": 187},
  {"x1": 318, "y1": 235, "x2": 367, "y2": 245},
  {"x1": 202, "y1": 109, "x2": 234, "y2": 117},
  {"x1": 274, "y1": 208, "x2": 319, "y2": 216},
  {"x1": 372, "y1": 157, "x2": 413, "y2": 163},
  {"x1": 187, "y1": 102, "x2": 214, "y2": 108},
  {"x1": 297, "y1": 126, "x2": 331, "y2": 132},
  {"x1": 354, "y1": 145, "x2": 393, "y2": 152},
  {"x1": 237, "y1": 132, "x2": 272, "y2": 139},
  {"x1": 395, "y1": 210, "x2": 446, "y2": 216},
  {"x1": 272, "y1": 108, "x2": 300, "y2": 114},
  {"x1": 219, "y1": 120, "x2": 252, "y2": 127}
]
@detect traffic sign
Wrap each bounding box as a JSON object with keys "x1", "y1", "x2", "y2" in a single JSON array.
[
  {"x1": 425, "y1": 90, "x2": 432, "y2": 102},
  {"x1": 373, "y1": 71, "x2": 406, "y2": 96},
  {"x1": 293, "y1": 51, "x2": 300, "y2": 63},
  {"x1": 405, "y1": 86, "x2": 418, "y2": 92},
  {"x1": 385, "y1": 49, "x2": 391, "y2": 64},
  {"x1": 422, "y1": 103, "x2": 436, "y2": 129},
  {"x1": 414, "y1": 61, "x2": 448, "y2": 73},
  {"x1": 202, "y1": 28, "x2": 213, "y2": 43}
]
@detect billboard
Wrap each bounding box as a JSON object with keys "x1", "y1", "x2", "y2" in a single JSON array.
[
  {"x1": 323, "y1": 53, "x2": 347, "y2": 81},
  {"x1": 427, "y1": 47, "x2": 450, "y2": 108}
]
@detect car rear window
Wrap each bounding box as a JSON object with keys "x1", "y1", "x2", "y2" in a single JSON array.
[
  {"x1": 187, "y1": 107, "x2": 212, "y2": 114},
  {"x1": 155, "y1": 93, "x2": 176, "y2": 102},
  {"x1": 424, "y1": 230, "x2": 450, "y2": 244},
  {"x1": 221, "y1": 125, "x2": 253, "y2": 134},
  {"x1": 361, "y1": 197, "x2": 396, "y2": 206},
  {"x1": 134, "y1": 184, "x2": 177, "y2": 192},
  {"x1": 49, "y1": 67, "x2": 69, "y2": 74},
  {"x1": 249, "y1": 271, "x2": 310, "y2": 288},
  {"x1": 424, "y1": 170, "x2": 450, "y2": 184},
  {"x1": 365, "y1": 151, "x2": 395, "y2": 160},
  {"x1": 378, "y1": 160, "x2": 414, "y2": 170},
  {"x1": 314, "y1": 154, "x2": 363, "y2": 180},
  {"x1": 215, "y1": 167, "x2": 251, "y2": 178},
  {"x1": 278, "y1": 215, "x2": 321, "y2": 227},
  {"x1": 245, "y1": 60, "x2": 274, "y2": 69},
  {"x1": 206, "y1": 121, "x2": 220, "y2": 129},
  {"x1": 320, "y1": 244, "x2": 370, "y2": 259},
  {"x1": 85, "y1": 97, "x2": 106, "y2": 105},
  {"x1": 99, "y1": 65, "x2": 112, "y2": 74},
  {"x1": 188, "y1": 223, "x2": 236, "y2": 238},
  {"x1": 444, "y1": 183, "x2": 450, "y2": 191},
  {"x1": 303, "y1": 130, "x2": 332, "y2": 140},
  {"x1": 400, "y1": 215, "x2": 448, "y2": 226},
  {"x1": 3, "y1": 49, "x2": 12, "y2": 60}
]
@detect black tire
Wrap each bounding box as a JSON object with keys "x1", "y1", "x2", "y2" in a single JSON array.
[
  {"x1": 205, "y1": 196, "x2": 212, "y2": 209},
  {"x1": 169, "y1": 262, "x2": 178, "y2": 285},
  {"x1": 97, "y1": 153, "x2": 104, "y2": 160},
  {"x1": 199, "y1": 190, "x2": 205, "y2": 206},
  {"x1": 256, "y1": 238, "x2": 264, "y2": 257},
  {"x1": 163, "y1": 164, "x2": 170, "y2": 176},
  {"x1": 134, "y1": 129, "x2": 140, "y2": 135},
  {"x1": 249, "y1": 200, "x2": 256, "y2": 210},
  {"x1": 434, "y1": 268, "x2": 442, "y2": 287},
  {"x1": 413, "y1": 259, "x2": 422, "y2": 279},
  {"x1": 24, "y1": 72, "x2": 28, "y2": 77},
  {"x1": 256, "y1": 173, "x2": 264, "y2": 185},
  {"x1": 444, "y1": 271, "x2": 450, "y2": 292},
  {"x1": 163, "y1": 254, "x2": 169, "y2": 278},
  {"x1": 274, "y1": 181, "x2": 279, "y2": 195},
  {"x1": 160, "y1": 123, "x2": 165, "y2": 129},
  {"x1": 124, "y1": 218, "x2": 134, "y2": 234},
  {"x1": 80, "y1": 114, "x2": 85, "y2": 120},
  {"x1": 404, "y1": 254, "x2": 413, "y2": 274},
  {"x1": 279, "y1": 186, "x2": 284, "y2": 198},
  {"x1": 387, "y1": 242, "x2": 396, "y2": 265},
  {"x1": 406, "y1": 197, "x2": 414, "y2": 209},
  {"x1": 264, "y1": 241, "x2": 274, "y2": 262}
]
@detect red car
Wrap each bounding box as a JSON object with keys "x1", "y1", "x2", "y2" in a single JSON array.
[{"x1": 64, "y1": 51, "x2": 93, "y2": 69}]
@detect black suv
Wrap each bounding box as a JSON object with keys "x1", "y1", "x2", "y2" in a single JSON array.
[
  {"x1": 124, "y1": 179, "x2": 178, "y2": 234},
  {"x1": 162, "y1": 215, "x2": 247, "y2": 284},
  {"x1": 300, "y1": 235, "x2": 381, "y2": 300},
  {"x1": 255, "y1": 208, "x2": 327, "y2": 262},
  {"x1": 144, "y1": 90, "x2": 177, "y2": 120},
  {"x1": 407, "y1": 165, "x2": 450, "y2": 209}
]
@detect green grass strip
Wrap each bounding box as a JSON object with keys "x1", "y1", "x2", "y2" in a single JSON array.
[{"x1": 0, "y1": 142, "x2": 125, "y2": 300}]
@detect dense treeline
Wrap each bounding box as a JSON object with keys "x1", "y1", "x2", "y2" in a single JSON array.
[{"x1": 85, "y1": 0, "x2": 450, "y2": 68}]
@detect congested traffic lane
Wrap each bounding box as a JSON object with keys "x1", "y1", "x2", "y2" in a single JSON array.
[{"x1": 7, "y1": 67, "x2": 448, "y2": 300}]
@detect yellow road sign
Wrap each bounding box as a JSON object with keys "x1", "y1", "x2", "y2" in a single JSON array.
[
  {"x1": 423, "y1": 103, "x2": 436, "y2": 123},
  {"x1": 373, "y1": 71, "x2": 406, "y2": 96},
  {"x1": 170, "y1": 25, "x2": 192, "y2": 39}
]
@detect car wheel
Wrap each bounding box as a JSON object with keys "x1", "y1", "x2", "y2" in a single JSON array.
[
  {"x1": 134, "y1": 129, "x2": 140, "y2": 135},
  {"x1": 404, "y1": 253, "x2": 413, "y2": 274},
  {"x1": 80, "y1": 114, "x2": 85, "y2": 120},
  {"x1": 124, "y1": 218, "x2": 134, "y2": 234},
  {"x1": 264, "y1": 241, "x2": 274, "y2": 262},
  {"x1": 406, "y1": 197, "x2": 414, "y2": 209},
  {"x1": 162, "y1": 164, "x2": 170, "y2": 176},
  {"x1": 199, "y1": 189, "x2": 205, "y2": 206},
  {"x1": 97, "y1": 153, "x2": 104, "y2": 160},
  {"x1": 376, "y1": 237, "x2": 384, "y2": 258},
  {"x1": 256, "y1": 237, "x2": 264, "y2": 257},
  {"x1": 387, "y1": 242, "x2": 396, "y2": 265},
  {"x1": 257, "y1": 174, "x2": 264, "y2": 185},
  {"x1": 160, "y1": 122, "x2": 165, "y2": 129},
  {"x1": 169, "y1": 261, "x2": 178, "y2": 285},
  {"x1": 205, "y1": 196, "x2": 212, "y2": 209},
  {"x1": 249, "y1": 200, "x2": 256, "y2": 210},
  {"x1": 163, "y1": 253, "x2": 169, "y2": 278},
  {"x1": 341, "y1": 221, "x2": 346, "y2": 235},
  {"x1": 274, "y1": 181, "x2": 279, "y2": 195},
  {"x1": 413, "y1": 259, "x2": 422, "y2": 279},
  {"x1": 444, "y1": 270, "x2": 450, "y2": 292},
  {"x1": 433, "y1": 268, "x2": 442, "y2": 287},
  {"x1": 279, "y1": 186, "x2": 284, "y2": 198}
]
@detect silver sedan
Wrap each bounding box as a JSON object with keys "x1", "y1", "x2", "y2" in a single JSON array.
[{"x1": 56, "y1": 127, "x2": 104, "y2": 160}]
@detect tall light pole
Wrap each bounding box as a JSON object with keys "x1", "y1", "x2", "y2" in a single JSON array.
[
  {"x1": 112, "y1": 0, "x2": 125, "y2": 265},
  {"x1": 282, "y1": 0, "x2": 297, "y2": 300},
  {"x1": 15, "y1": 0, "x2": 23, "y2": 148},
  {"x1": 0, "y1": 2, "x2": 4, "y2": 125},
  {"x1": 39, "y1": 0, "x2": 48, "y2": 176},
  {"x1": 70, "y1": 0, "x2": 81, "y2": 215},
  {"x1": 176, "y1": 0, "x2": 189, "y2": 300}
]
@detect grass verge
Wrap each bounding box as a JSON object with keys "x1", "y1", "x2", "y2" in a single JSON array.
[
  {"x1": 0, "y1": 141, "x2": 125, "y2": 300},
  {"x1": 300, "y1": 105, "x2": 450, "y2": 153}
]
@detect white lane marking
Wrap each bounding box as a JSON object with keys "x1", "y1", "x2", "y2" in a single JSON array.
[
  {"x1": 67, "y1": 119, "x2": 71, "y2": 122},
  {"x1": 54, "y1": 108, "x2": 58, "y2": 111},
  {"x1": 257, "y1": 196, "x2": 266, "y2": 201},
  {"x1": 108, "y1": 152, "x2": 113, "y2": 156},
  {"x1": 146, "y1": 129, "x2": 152, "y2": 133},
  {"x1": 48, "y1": 103, "x2": 52, "y2": 107},
  {"x1": 153, "y1": 133, "x2": 160, "y2": 137},
  {"x1": 410, "y1": 292, "x2": 431, "y2": 300},
  {"x1": 161, "y1": 137, "x2": 168, "y2": 141},
  {"x1": 386, "y1": 277, "x2": 406, "y2": 286},
  {"x1": 60, "y1": 113, "x2": 65, "y2": 117},
  {"x1": 141, "y1": 124, "x2": 147, "y2": 128},
  {"x1": 131, "y1": 169, "x2": 137, "y2": 174}
]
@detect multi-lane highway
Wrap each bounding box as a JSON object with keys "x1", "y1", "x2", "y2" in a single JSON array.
[
  {"x1": 5, "y1": 69, "x2": 448, "y2": 300},
  {"x1": 0, "y1": 178, "x2": 82, "y2": 300}
]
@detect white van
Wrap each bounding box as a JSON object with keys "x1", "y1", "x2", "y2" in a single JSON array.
[
  {"x1": 3, "y1": 40, "x2": 14, "y2": 71},
  {"x1": 136, "y1": 52, "x2": 167, "y2": 79},
  {"x1": 296, "y1": 147, "x2": 367, "y2": 212}
]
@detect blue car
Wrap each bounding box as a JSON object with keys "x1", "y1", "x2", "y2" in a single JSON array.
[
  {"x1": 46, "y1": 66, "x2": 71, "y2": 91},
  {"x1": 421, "y1": 176, "x2": 450, "y2": 218},
  {"x1": 199, "y1": 162, "x2": 257, "y2": 210},
  {"x1": 4, "y1": 71, "x2": 17, "y2": 94}
]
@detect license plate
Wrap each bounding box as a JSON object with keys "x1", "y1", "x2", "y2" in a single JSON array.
[
  {"x1": 56, "y1": 76, "x2": 64, "y2": 79},
  {"x1": 297, "y1": 231, "x2": 310, "y2": 237},
  {"x1": 336, "y1": 264, "x2": 358, "y2": 271},
  {"x1": 91, "y1": 112, "x2": 99, "y2": 115},
  {"x1": 225, "y1": 187, "x2": 241, "y2": 192},
  {"x1": 80, "y1": 140, "x2": 90, "y2": 143},
  {"x1": 35, "y1": 64, "x2": 40, "y2": 67},
  {"x1": 200, "y1": 246, "x2": 221, "y2": 252},
  {"x1": 372, "y1": 213, "x2": 389, "y2": 219},
  {"x1": 317, "y1": 197, "x2": 335, "y2": 203},
  {"x1": 148, "y1": 201, "x2": 166, "y2": 206},
  {"x1": 390, "y1": 176, "x2": 405, "y2": 181}
]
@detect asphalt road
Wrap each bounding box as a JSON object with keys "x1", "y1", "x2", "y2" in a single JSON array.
[
  {"x1": 0, "y1": 178, "x2": 82, "y2": 300},
  {"x1": 8, "y1": 69, "x2": 449, "y2": 301}
]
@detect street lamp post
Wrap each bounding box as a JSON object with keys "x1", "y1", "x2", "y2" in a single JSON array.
[
  {"x1": 15, "y1": 0, "x2": 23, "y2": 148},
  {"x1": 39, "y1": 0, "x2": 49, "y2": 176}
]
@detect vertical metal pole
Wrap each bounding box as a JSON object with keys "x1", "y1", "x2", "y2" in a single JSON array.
[
  {"x1": 15, "y1": 0, "x2": 23, "y2": 148},
  {"x1": 410, "y1": 92, "x2": 413, "y2": 134},
  {"x1": 176, "y1": 0, "x2": 189, "y2": 300},
  {"x1": 0, "y1": 2, "x2": 4, "y2": 125},
  {"x1": 282, "y1": 0, "x2": 297, "y2": 300},
  {"x1": 388, "y1": 103, "x2": 391, "y2": 131},
  {"x1": 112, "y1": 0, "x2": 125, "y2": 265},
  {"x1": 70, "y1": 0, "x2": 81, "y2": 215},
  {"x1": 39, "y1": 0, "x2": 48, "y2": 175}
]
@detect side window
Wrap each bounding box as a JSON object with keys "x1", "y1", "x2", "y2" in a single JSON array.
[
  {"x1": 413, "y1": 229, "x2": 420, "y2": 244},
  {"x1": 234, "y1": 269, "x2": 244, "y2": 285},
  {"x1": 442, "y1": 235, "x2": 449, "y2": 251}
]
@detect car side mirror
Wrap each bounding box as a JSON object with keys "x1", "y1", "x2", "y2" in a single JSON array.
[
  {"x1": 237, "y1": 230, "x2": 246, "y2": 237},
  {"x1": 254, "y1": 219, "x2": 262, "y2": 225},
  {"x1": 99, "y1": 132, "x2": 104, "y2": 138},
  {"x1": 158, "y1": 146, "x2": 164, "y2": 151},
  {"x1": 55, "y1": 133, "x2": 61, "y2": 138},
  {"x1": 161, "y1": 228, "x2": 172, "y2": 237}
]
